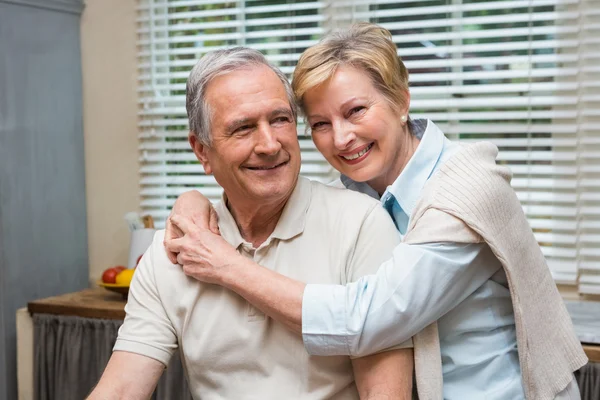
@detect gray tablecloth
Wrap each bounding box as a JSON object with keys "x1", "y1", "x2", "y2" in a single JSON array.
[{"x1": 33, "y1": 313, "x2": 192, "y2": 400}]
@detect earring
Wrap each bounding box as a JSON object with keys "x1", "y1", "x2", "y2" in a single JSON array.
[{"x1": 400, "y1": 115, "x2": 408, "y2": 123}]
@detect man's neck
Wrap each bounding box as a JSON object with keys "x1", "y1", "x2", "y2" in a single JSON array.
[{"x1": 226, "y1": 195, "x2": 289, "y2": 248}]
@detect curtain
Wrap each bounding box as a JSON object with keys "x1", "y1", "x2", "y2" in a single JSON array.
[
  {"x1": 575, "y1": 362, "x2": 600, "y2": 400},
  {"x1": 33, "y1": 314, "x2": 192, "y2": 400}
]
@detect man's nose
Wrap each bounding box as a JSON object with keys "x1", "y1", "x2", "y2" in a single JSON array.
[
  {"x1": 254, "y1": 125, "x2": 282, "y2": 155},
  {"x1": 333, "y1": 121, "x2": 357, "y2": 150}
]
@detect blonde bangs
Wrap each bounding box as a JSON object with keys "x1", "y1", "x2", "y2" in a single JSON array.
[
  {"x1": 292, "y1": 50, "x2": 339, "y2": 107},
  {"x1": 293, "y1": 23, "x2": 411, "y2": 114}
]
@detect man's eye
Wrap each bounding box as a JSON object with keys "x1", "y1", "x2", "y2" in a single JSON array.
[
  {"x1": 311, "y1": 121, "x2": 328, "y2": 130},
  {"x1": 273, "y1": 116, "x2": 291, "y2": 124},
  {"x1": 234, "y1": 125, "x2": 251, "y2": 133}
]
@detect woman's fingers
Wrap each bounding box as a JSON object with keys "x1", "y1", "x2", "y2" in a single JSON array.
[
  {"x1": 171, "y1": 190, "x2": 212, "y2": 230},
  {"x1": 170, "y1": 214, "x2": 196, "y2": 235},
  {"x1": 164, "y1": 236, "x2": 186, "y2": 255},
  {"x1": 164, "y1": 216, "x2": 184, "y2": 264},
  {"x1": 208, "y1": 206, "x2": 220, "y2": 235}
]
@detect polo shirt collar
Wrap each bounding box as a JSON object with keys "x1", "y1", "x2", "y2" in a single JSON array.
[
  {"x1": 215, "y1": 176, "x2": 310, "y2": 249},
  {"x1": 215, "y1": 197, "x2": 245, "y2": 250},
  {"x1": 270, "y1": 176, "x2": 310, "y2": 241}
]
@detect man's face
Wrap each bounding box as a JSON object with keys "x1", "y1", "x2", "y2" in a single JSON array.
[{"x1": 190, "y1": 65, "x2": 301, "y2": 206}]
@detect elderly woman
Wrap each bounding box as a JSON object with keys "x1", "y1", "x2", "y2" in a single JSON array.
[{"x1": 166, "y1": 24, "x2": 586, "y2": 399}]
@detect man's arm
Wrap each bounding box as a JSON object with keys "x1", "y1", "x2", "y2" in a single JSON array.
[
  {"x1": 352, "y1": 350, "x2": 413, "y2": 400},
  {"x1": 89, "y1": 232, "x2": 178, "y2": 399},
  {"x1": 87, "y1": 352, "x2": 164, "y2": 400},
  {"x1": 345, "y1": 204, "x2": 413, "y2": 399}
]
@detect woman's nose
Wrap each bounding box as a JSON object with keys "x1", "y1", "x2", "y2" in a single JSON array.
[{"x1": 333, "y1": 122, "x2": 357, "y2": 150}]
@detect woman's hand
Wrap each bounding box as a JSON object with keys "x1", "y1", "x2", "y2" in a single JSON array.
[
  {"x1": 167, "y1": 216, "x2": 305, "y2": 334},
  {"x1": 165, "y1": 214, "x2": 244, "y2": 285},
  {"x1": 164, "y1": 190, "x2": 220, "y2": 264}
]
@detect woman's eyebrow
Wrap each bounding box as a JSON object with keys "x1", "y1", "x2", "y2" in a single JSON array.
[{"x1": 340, "y1": 97, "x2": 366, "y2": 108}]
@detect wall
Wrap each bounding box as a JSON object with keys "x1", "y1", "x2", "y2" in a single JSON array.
[
  {"x1": 0, "y1": 1, "x2": 88, "y2": 399},
  {"x1": 80, "y1": 0, "x2": 140, "y2": 283}
]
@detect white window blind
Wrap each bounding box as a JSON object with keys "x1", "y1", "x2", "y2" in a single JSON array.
[
  {"x1": 136, "y1": 0, "x2": 599, "y2": 292},
  {"x1": 577, "y1": 0, "x2": 600, "y2": 294},
  {"x1": 136, "y1": 0, "x2": 336, "y2": 226}
]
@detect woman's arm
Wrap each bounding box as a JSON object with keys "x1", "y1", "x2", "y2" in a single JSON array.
[
  {"x1": 167, "y1": 215, "x2": 500, "y2": 357},
  {"x1": 302, "y1": 241, "x2": 499, "y2": 356}
]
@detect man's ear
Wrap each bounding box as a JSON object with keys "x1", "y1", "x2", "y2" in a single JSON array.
[{"x1": 189, "y1": 133, "x2": 212, "y2": 175}]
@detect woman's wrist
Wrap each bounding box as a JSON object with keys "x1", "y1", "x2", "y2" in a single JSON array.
[
  {"x1": 219, "y1": 256, "x2": 305, "y2": 334},
  {"x1": 220, "y1": 256, "x2": 262, "y2": 290}
]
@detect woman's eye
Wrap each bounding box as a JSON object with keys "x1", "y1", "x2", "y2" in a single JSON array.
[{"x1": 349, "y1": 106, "x2": 365, "y2": 115}]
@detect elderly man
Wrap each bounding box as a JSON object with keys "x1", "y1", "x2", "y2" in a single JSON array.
[{"x1": 88, "y1": 48, "x2": 412, "y2": 400}]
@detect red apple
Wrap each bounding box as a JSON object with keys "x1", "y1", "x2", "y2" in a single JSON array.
[
  {"x1": 136, "y1": 255, "x2": 143, "y2": 266},
  {"x1": 102, "y1": 268, "x2": 119, "y2": 284},
  {"x1": 114, "y1": 266, "x2": 126, "y2": 273}
]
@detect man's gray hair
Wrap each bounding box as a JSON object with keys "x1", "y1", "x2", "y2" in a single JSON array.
[{"x1": 186, "y1": 47, "x2": 298, "y2": 146}]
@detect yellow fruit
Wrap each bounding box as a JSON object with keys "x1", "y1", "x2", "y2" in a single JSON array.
[{"x1": 116, "y1": 269, "x2": 135, "y2": 286}]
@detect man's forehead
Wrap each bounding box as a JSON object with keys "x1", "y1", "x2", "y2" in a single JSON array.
[
  {"x1": 207, "y1": 65, "x2": 286, "y2": 99},
  {"x1": 206, "y1": 68, "x2": 291, "y2": 122}
]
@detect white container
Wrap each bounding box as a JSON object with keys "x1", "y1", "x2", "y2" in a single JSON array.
[{"x1": 128, "y1": 228, "x2": 156, "y2": 269}]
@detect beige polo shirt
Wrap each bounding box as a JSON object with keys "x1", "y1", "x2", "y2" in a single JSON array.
[{"x1": 114, "y1": 176, "x2": 407, "y2": 400}]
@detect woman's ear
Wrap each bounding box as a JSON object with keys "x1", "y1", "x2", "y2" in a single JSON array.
[
  {"x1": 189, "y1": 133, "x2": 212, "y2": 175},
  {"x1": 401, "y1": 89, "x2": 411, "y2": 117}
]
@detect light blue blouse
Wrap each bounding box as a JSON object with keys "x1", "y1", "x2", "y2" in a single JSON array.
[{"x1": 302, "y1": 120, "x2": 525, "y2": 400}]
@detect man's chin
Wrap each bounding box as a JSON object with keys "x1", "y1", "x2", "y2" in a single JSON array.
[{"x1": 246, "y1": 175, "x2": 298, "y2": 201}]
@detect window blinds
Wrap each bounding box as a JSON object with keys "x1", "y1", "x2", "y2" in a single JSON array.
[
  {"x1": 577, "y1": 0, "x2": 600, "y2": 294},
  {"x1": 137, "y1": 0, "x2": 335, "y2": 219},
  {"x1": 136, "y1": 0, "x2": 599, "y2": 292}
]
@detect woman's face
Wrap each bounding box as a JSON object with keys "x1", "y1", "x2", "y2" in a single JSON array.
[{"x1": 303, "y1": 65, "x2": 410, "y2": 192}]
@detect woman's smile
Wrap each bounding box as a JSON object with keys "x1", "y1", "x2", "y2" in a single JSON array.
[{"x1": 338, "y1": 143, "x2": 374, "y2": 164}]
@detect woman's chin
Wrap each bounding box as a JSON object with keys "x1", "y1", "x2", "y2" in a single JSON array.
[{"x1": 339, "y1": 167, "x2": 378, "y2": 184}]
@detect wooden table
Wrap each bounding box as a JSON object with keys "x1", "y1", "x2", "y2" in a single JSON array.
[
  {"x1": 584, "y1": 344, "x2": 600, "y2": 363},
  {"x1": 28, "y1": 288, "x2": 126, "y2": 320}
]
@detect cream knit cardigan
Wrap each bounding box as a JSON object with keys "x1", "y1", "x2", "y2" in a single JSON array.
[{"x1": 403, "y1": 142, "x2": 587, "y2": 400}]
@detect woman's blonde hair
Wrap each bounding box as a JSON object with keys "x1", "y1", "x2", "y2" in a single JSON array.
[{"x1": 292, "y1": 23, "x2": 410, "y2": 113}]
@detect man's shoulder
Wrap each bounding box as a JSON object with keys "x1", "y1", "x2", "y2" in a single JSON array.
[
  {"x1": 308, "y1": 179, "x2": 381, "y2": 211},
  {"x1": 143, "y1": 229, "x2": 191, "y2": 285},
  {"x1": 302, "y1": 179, "x2": 394, "y2": 242}
]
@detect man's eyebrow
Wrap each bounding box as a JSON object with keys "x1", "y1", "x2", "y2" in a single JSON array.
[
  {"x1": 269, "y1": 108, "x2": 293, "y2": 118},
  {"x1": 225, "y1": 118, "x2": 252, "y2": 132}
]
